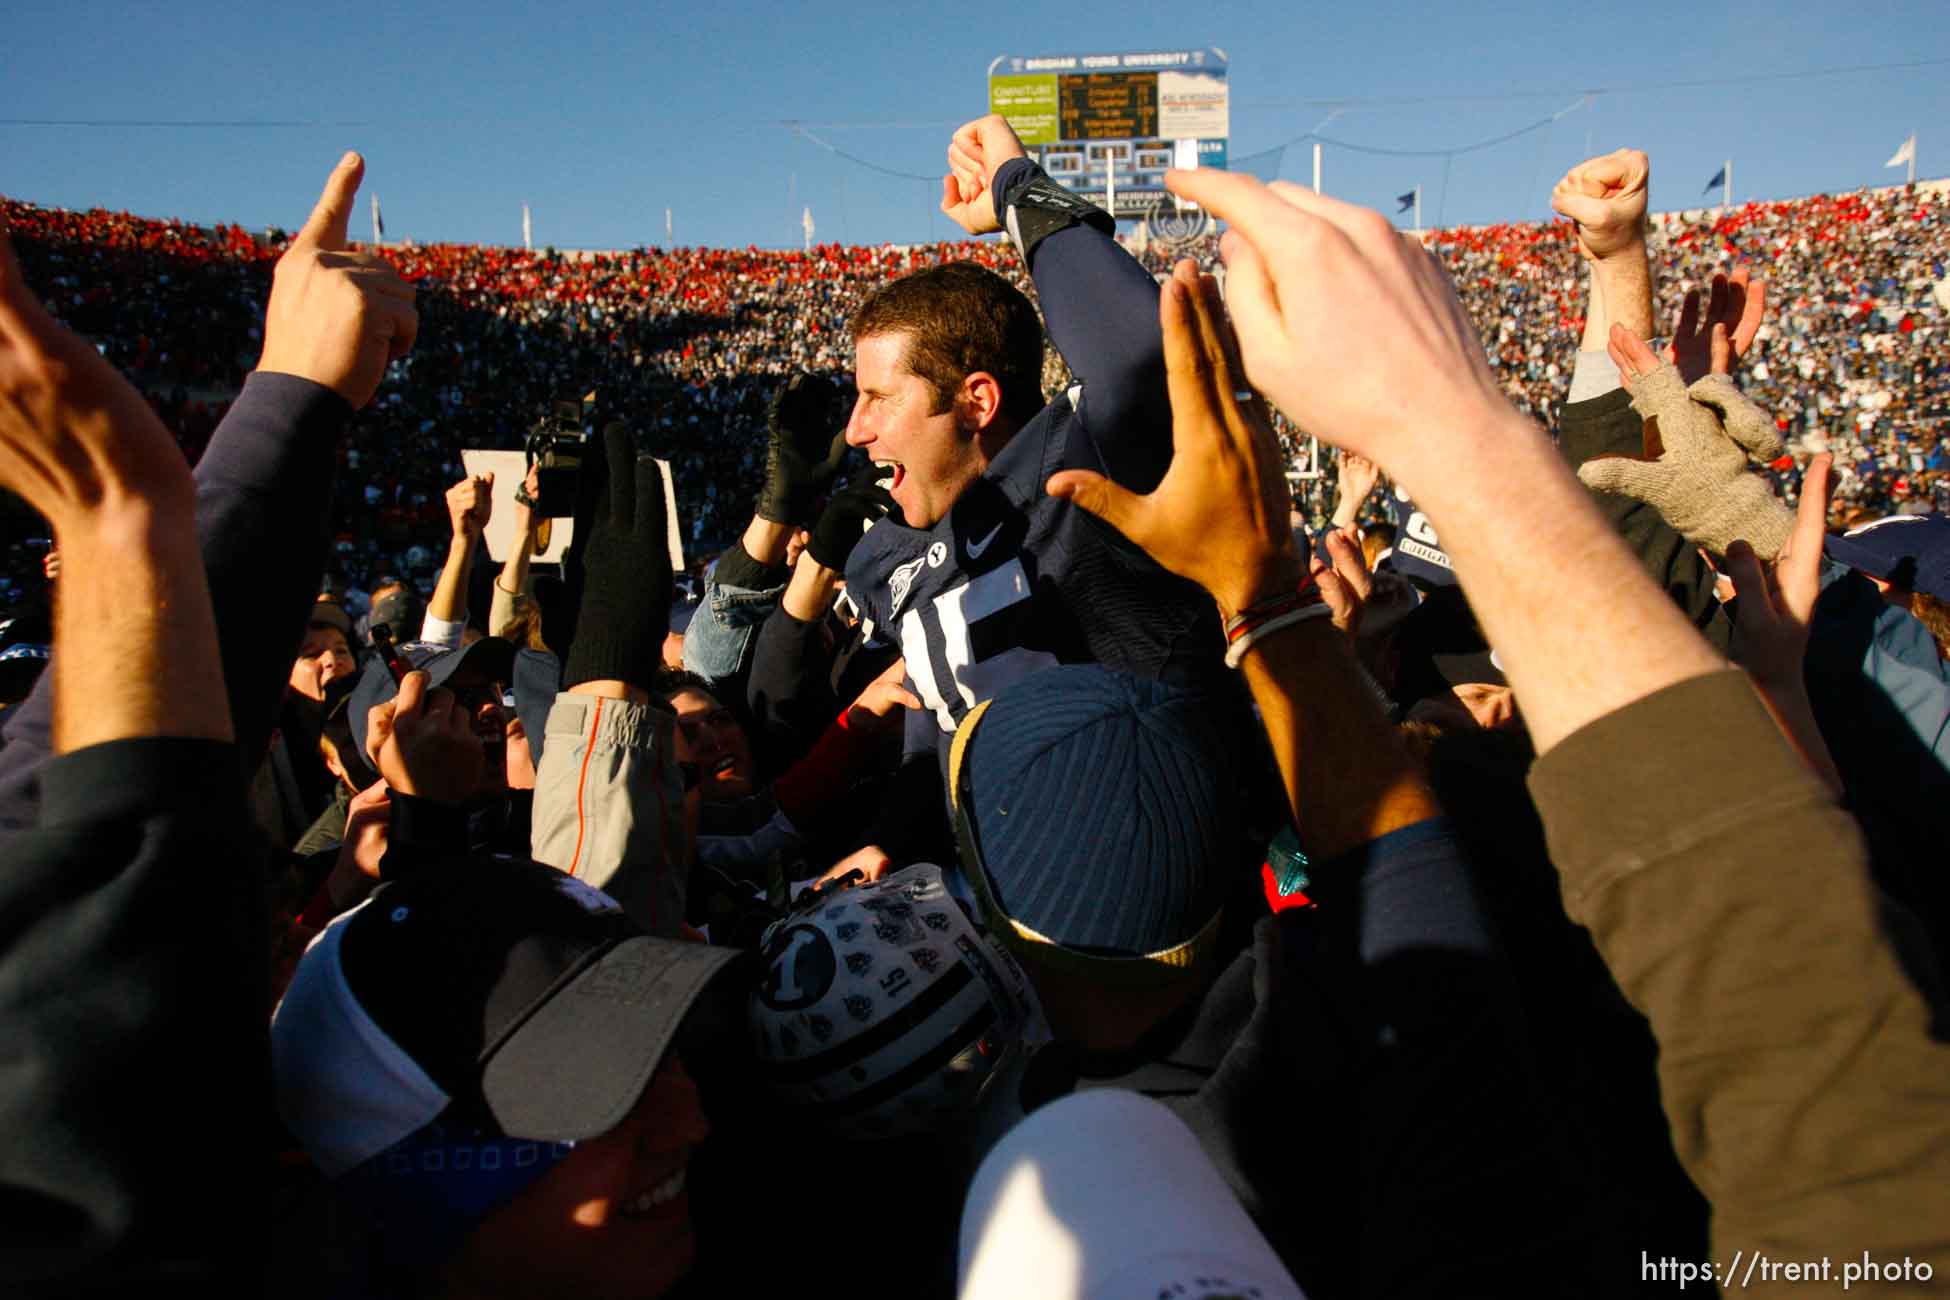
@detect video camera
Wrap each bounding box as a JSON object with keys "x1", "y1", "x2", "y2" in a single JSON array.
[{"x1": 522, "y1": 391, "x2": 596, "y2": 518}]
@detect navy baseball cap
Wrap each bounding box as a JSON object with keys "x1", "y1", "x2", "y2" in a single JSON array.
[{"x1": 1824, "y1": 513, "x2": 1950, "y2": 601}]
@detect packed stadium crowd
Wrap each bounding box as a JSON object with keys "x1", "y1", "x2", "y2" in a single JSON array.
[
  {"x1": 6, "y1": 162, "x2": 1947, "y2": 612},
  {"x1": 1, "y1": 110, "x2": 1947, "y2": 1300}
]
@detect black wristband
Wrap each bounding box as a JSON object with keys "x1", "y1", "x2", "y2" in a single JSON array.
[
  {"x1": 714, "y1": 540, "x2": 787, "y2": 592},
  {"x1": 998, "y1": 161, "x2": 1115, "y2": 263}
]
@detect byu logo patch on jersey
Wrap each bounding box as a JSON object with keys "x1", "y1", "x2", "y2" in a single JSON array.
[
  {"x1": 888, "y1": 554, "x2": 928, "y2": 615},
  {"x1": 927, "y1": 541, "x2": 948, "y2": 568}
]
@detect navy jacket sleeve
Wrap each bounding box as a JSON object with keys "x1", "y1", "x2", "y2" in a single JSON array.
[
  {"x1": 0, "y1": 373, "x2": 350, "y2": 829},
  {"x1": 1242, "y1": 819, "x2": 1600, "y2": 1292},
  {"x1": 746, "y1": 606, "x2": 839, "y2": 767},
  {"x1": 992, "y1": 158, "x2": 1170, "y2": 491},
  {"x1": 0, "y1": 737, "x2": 267, "y2": 1291}
]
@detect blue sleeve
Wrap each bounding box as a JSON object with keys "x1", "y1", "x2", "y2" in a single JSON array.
[
  {"x1": 1803, "y1": 570, "x2": 1950, "y2": 947},
  {"x1": 901, "y1": 690, "x2": 936, "y2": 763},
  {"x1": 1863, "y1": 602, "x2": 1950, "y2": 763},
  {"x1": 993, "y1": 158, "x2": 1170, "y2": 492},
  {"x1": 683, "y1": 557, "x2": 787, "y2": 687},
  {"x1": 0, "y1": 372, "x2": 350, "y2": 830},
  {"x1": 745, "y1": 606, "x2": 839, "y2": 766}
]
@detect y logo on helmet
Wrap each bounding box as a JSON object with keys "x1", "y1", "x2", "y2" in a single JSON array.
[{"x1": 760, "y1": 924, "x2": 837, "y2": 1010}]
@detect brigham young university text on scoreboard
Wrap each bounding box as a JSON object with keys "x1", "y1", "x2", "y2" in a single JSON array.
[{"x1": 987, "y1": 48, "x2": 1229, "y2": 219}]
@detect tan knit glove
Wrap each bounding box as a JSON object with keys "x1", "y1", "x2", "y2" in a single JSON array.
[{"x1": 1577, "y1": 359, "x2": 1794, "y2": 559}]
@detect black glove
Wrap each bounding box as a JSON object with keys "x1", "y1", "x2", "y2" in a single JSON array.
[
  {"x1": 755, "y1": 373, "x2": 849, "y2": 526},
  {"x1": 561, "y1": 422, "x2": 673, "y2": 692},
  {"x1": 807, "y1": 468, "x2": 895, "y2": 572}
]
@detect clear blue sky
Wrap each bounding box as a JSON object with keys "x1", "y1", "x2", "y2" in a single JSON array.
[{"x1": 4, "y1": 0, "x2": 1945, "y2": 251}]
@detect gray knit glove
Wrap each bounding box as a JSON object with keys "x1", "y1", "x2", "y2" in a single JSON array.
[{"x1": 1577, "y1": 359, "x2": 1794, "y2": 559}]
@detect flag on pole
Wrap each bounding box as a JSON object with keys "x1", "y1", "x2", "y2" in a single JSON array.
[
  {"x1": 1396, "y1": 190, "x2": 1417, "y2": 214},
  {"x1": 1887, "y1": 134, "x2": 1916, "y2": 169},
  {"x1": 801, "y1": 205, "x2": 815, "y2": 251},
  {"x1": 522, "y1": 203, "x2": 532, "y2": 252},
  {"x1": 370, "y1": 194, "x2": 385, "y2": 244},
  {"x1": 1702, "y1": 166, "x2": 1726, "y2": 197}
]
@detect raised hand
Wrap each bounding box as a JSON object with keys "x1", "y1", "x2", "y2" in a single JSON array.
[
  {"x1": 559, "y1": 423, "x2": 672, "y2": 691},
  {"x1": 1723, "y1": 453, "x2": 1844, "y2": 793},
  {"x1": 511, "y1": 461, "x2": 546, "y2": 537},
  {"x1": 1312, "y1": 528, "x2": 1374, "y2": 641},
  {"x1": 1156, "y1": 169, "x2": 1509, "y2": 499},
  {"x1": 1550, "y1": 149, "x2": 1650, "y2": 262},
  {"x1": 363, "y1": 670, "x2": 485, "y2": 804},
  {"x1": 256, "y1": 152, "x2": 418, "y2": 409},
  {"x1": 446, "y1": 472, "x2": 494, "y2": 542},
  {"x1": 757, "y1": 373, "x2": 849, "y2": 525},
  {"x1": 1046, "y1": 259, "x2": 1302, "y2": 620},
  {"x1": 0, "y1": 224, "x2": 194, "y2": 531},
  {"x1": 941, "y1": 115, "x2": 1029, "y2": 237},
  {"x1": 1725, "y1": 453, "x2": 1833, "y2": 691},
  {"x1": 1666, "y1": 266, "x2": 1767, "y2": 386},
  {"x1": 1333, "y1": 450, "x2": 1380, "y2": 527},
  {"x1": 0, "y1": 218, "x2": 230, "y2": 749},
  {"x1": 1581, "y1": 324, "x2": 1793, "y2": 559},
  {"x1": 806, "y1": 466, "x2": 895, "y2": 570}
]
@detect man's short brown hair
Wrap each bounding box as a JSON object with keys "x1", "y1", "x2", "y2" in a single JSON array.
[{"x1": 850, "y1": 261, "x2": 1045, "y2": 426}]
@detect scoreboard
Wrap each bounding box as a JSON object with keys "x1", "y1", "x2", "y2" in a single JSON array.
[
  {"x1": 989, "y1": 48, "x2": 1228, "y2": 219},
  {"x1": 1060, "y1": 71, "x2": 1158, "y2": 141}
]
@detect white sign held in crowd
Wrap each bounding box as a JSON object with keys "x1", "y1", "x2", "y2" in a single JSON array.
[{"x1": 460, "y1": 448, "x2": 686, "y2": 571}]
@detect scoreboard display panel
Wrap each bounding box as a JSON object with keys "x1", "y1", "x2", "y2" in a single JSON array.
[
  {"x1": 1059, "y1": 71, "x2": 1159, "y2": 140},
  {"x1": 989, "y1": 48, "x2": 1228, "y2": 219}
]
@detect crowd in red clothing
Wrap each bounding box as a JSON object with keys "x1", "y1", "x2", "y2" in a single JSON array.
[{"x1": 3, "y1": 179, "x2": 1947, "y2": 605}]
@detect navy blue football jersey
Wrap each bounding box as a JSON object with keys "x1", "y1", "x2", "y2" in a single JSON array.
[
  {"x1": 1385, "y1": 484, "x2": 1458, "y2": 589},
  {"x1": 846, "y1": 386, "x2": 1224, "y2": 757}
]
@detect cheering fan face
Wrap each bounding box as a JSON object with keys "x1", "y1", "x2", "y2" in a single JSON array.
[{"x1": 666, "y1": 686, "x2": 756, "y2": 801}]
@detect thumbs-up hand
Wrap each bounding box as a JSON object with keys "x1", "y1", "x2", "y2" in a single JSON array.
[{"x1": 256, "y1": 152, "x2": 419, "y2": 409}]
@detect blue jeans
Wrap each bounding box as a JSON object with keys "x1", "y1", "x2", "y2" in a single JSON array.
[{"x1": 682, "y1": 572, "x2": 785, "y2": 685}]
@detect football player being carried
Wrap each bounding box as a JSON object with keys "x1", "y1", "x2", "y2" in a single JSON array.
[{"x1": 828, "y1": 113, "x2": 1259, "y2": 882}]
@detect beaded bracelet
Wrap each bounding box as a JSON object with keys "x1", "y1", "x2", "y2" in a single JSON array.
[{"x1": 1225, "y1": 602, "x2": 1335, "y2": 669}]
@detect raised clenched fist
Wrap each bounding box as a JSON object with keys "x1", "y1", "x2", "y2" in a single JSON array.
[{"x1": 1550, "y1": 149, "x2": 1650, "y2": 262}]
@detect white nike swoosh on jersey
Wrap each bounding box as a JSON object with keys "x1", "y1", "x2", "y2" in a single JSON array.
[{"x1": 964, "y1": 522, "x2": 1004, "y2": 559}]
